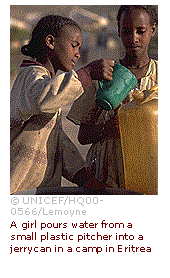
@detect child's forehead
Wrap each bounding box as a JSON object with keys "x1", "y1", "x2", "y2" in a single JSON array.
[
  {"x1": 61, "y1": 25, "x2": 81, "y2": 37},
  {"x1": 122, "y1": 7, "x2": 149, "y2": 17},
  {"x1": 120, "y1": 8, "x2": 150, "y2": 25}
]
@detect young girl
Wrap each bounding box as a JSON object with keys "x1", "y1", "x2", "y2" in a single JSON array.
[
  {"x1": 67, "y1": 5, "x2": 158, "y2": 188},
  {"x1": 10, "y1": 15, "x2": 111, "y2": 194}
]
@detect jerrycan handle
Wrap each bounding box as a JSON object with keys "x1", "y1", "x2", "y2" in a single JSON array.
[
  {"x1": 150, "y1": 84, "x2": 158, "y2": 92},
  {"x1": 132, "y1": 84, "x2": 158, "y2": 105}
]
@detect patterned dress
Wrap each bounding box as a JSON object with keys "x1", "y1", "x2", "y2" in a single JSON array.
[{"x1": 10, "y1": 60, "x2": 85, "y2": 194}]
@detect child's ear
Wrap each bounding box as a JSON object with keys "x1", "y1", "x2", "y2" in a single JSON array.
[
  {"x1": 45, "y1": 35, "x2": 55, "y2": 50},
  {"x1": 151, "y1": 23, "x2": 157, "y2": 37}
]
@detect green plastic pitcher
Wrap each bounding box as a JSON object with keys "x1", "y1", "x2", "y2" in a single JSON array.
[{"x1": 96, "y1": 63, "x2": 138, "y2": 110}]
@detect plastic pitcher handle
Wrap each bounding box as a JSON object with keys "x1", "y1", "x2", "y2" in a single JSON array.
[{"x1": 98, "y1": 80, "x2": 104, "y2": 89}]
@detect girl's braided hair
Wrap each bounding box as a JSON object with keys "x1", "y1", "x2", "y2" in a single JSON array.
[
  {"x1": 117, "y1": 5, "x2": 158, "y2": 30},
  {"x1": 21, "y1": 15, "x2": 81, "y2": 60}
]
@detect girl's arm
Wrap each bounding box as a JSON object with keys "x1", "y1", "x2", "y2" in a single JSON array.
[
  {"x1": 78, "y1": 111, "x2": 120, "y2": 145},
  {"x1": 76, "y1": 59, "x2": 119, "y2": 145},
  {"x1": 77, "y1": 59, "x2": 114, "y2": 90},
  {"x1": 13, "y1": 66, "x2": 84, "y2": 121},
  {"x1": 29, "y1": 69, "x2": 83, "y2": 114}
]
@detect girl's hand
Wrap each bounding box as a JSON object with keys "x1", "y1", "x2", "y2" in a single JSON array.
[
  {"x1": 84, "y1": 59, "x2": 114, "y2": 81},
  {"x1": 83, "y1": 177, "x2": 116, "y2": 191},
  {"x1": 72, "y1": 167, "x2": 114, "y2": 190}
]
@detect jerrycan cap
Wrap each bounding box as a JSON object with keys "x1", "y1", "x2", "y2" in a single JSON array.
[
  {"x1": 132, "y1": 85, "x2": 158, "y2": 105},
  {"x1": 132, "y1": 89, "x2": 145, "y2": 104}
]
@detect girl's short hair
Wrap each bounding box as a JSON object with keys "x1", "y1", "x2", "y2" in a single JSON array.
[
  {"x1": 117, "y1": 5, "x2": 158, "y2": 29},
  {"x1": 21, "y1": 15, "x2": 81, "y2": 60}
]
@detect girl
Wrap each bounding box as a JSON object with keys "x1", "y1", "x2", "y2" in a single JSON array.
[
  {"x1": 67, "y1": 5, "x2": 158, "y2": 188},
  {"x1": 10, "y1": 15, "x2": 111, "y2": 194}
]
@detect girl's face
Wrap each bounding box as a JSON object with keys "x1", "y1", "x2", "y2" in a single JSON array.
[
  {"x1": 119, "y1": 8, "x2": 156, "y2": 57},
  {"x1": 50, "y1": 25, "x2": 82, "y2": 72}
]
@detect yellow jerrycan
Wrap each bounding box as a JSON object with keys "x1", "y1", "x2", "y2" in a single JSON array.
[{"x1": 118, "y1": 85, "x2": 158, "y2": 195}]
